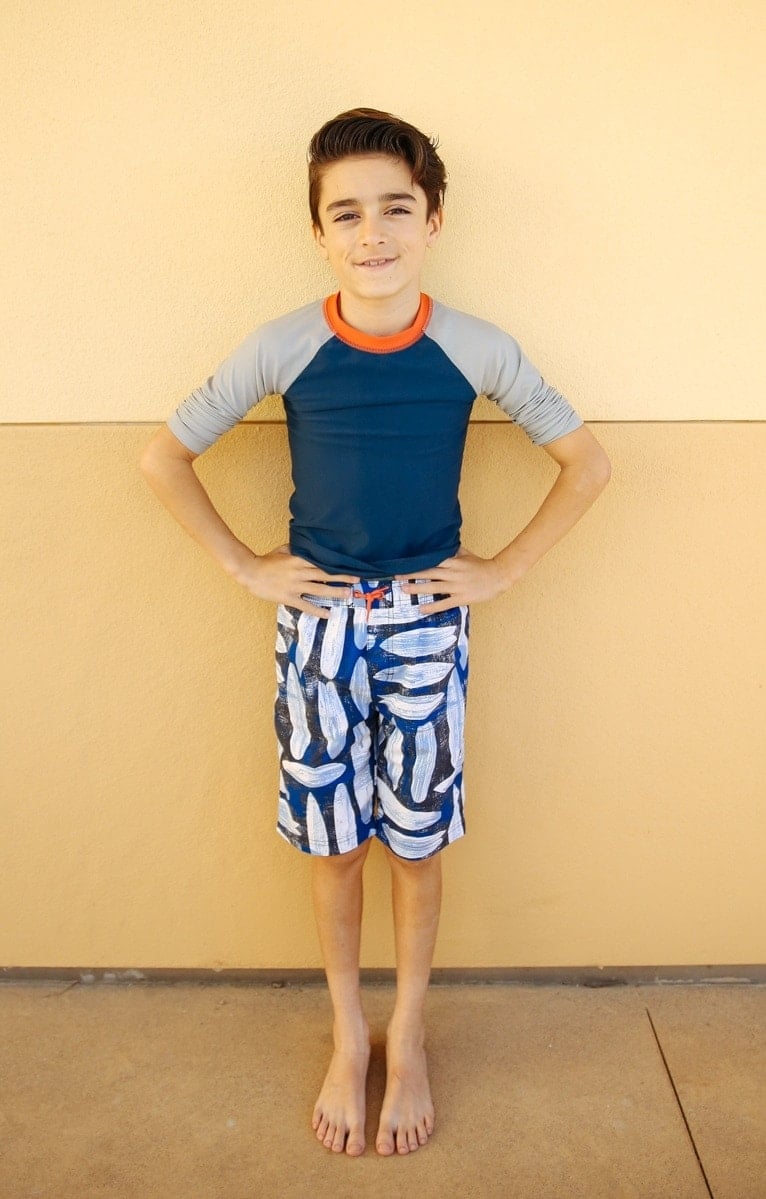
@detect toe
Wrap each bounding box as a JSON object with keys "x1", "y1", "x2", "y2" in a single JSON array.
[
  {"x1": 323, "y1": 1121, "x2": 336, "y2": 1149},
  {"x1": 407, "y1": 1129, "x2": 419, "y2": 1151},
  {"x1": 416, "y1": 1120, "x2": 429, "y2": 1145},
  {"x1": 331, "y1": 1124, "x2": 346, "y2": 1153},
  {"x1": 396, "y1": 1126, "x2": 410, "y2": 1154},
  {"x1": 315, "y1": 1114, "x2": 328, "y2": 1141},
  {"x1": 346, "y1": 1128, "x2": 365, "y2": 1157},
  {"x1": 376, "y1": 1128, "x2": 395, "y2": 1156}
]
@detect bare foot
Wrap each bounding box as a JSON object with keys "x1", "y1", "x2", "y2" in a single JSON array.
[
  {"x1": 312, "y1": 1024, "x2": 370, "y2": 1156},
  {"x1": 376, "y1": 1021, "x2": 435, "y2": 1155}
]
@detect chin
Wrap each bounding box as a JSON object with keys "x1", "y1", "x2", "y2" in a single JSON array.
[{"x1": 356, "y1": 275, "x2": 409, "y2": 295}]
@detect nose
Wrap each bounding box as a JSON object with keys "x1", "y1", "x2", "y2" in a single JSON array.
[{"x1": 358, "y1": 212, "x2": 386, "y2": 244}]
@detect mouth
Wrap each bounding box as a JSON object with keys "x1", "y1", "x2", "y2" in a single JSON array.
[{"x1": 355, "y1": 257, "x2": 396, "y2": 269}]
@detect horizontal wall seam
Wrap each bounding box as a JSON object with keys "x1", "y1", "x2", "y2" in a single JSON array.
[
  {"x1": 2, "y1": 421, "x2": 765, "y2": 430},
  {"x1": 2, "y1": 965, "x2": 765, "y2": 987}
]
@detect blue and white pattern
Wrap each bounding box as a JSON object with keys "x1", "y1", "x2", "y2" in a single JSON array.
[{"x1": 273, "y1": 578, "x2": 469, "y2": 860}]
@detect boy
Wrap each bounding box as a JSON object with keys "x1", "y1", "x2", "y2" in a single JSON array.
[{"x1": 140, "y1": 108, "x2": 611, "y2": 1158}]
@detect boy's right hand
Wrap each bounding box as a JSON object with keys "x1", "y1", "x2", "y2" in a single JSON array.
[{"x1": 231, "y1": 543, "x2": 360, "y2": 619}]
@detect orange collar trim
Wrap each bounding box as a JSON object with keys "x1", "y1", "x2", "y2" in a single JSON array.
[{"x1": 323, "y1": 292, "x2": 433, "y2": 353}]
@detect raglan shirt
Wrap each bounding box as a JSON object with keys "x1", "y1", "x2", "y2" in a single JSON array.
[{"x1": 166, "y1": 292, "x2": 584, "y2": 577}]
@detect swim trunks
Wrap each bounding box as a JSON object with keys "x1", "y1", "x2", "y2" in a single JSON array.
[{"x1": 273, "y1": 578, "x2": 469, "y2": 860}]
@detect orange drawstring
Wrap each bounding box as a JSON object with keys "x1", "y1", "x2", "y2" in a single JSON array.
[{"x1": 352, "y1": 584, "x2": 389, "y2": 619}]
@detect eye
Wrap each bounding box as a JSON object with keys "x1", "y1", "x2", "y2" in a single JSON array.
[
  {"x1": 333, "y1": 212, "x2": 358, "y2": 222},
  {"x1": 387, "y1": 207, "x2": 411, "y2": 215}
]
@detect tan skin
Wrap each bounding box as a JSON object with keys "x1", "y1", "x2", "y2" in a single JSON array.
[
  {"x1": 142, "y1": 423, "x2": 609, "y2": 1162},
  {"x1": 140, "y1": 153, "x2": 611, "y2": 1157},
  {"x1": 141, "y1": 417, "x2": 609, "y2": 617}
]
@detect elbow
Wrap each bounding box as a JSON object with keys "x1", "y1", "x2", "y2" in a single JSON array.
[
  {"x1": 567, "y1": 450, "x2": 611, "y2": 498},
  {"x1": 585, "y1": 444, "x2": 612, "y2": 489},
  {"x1": 139, "y1": 439, "x2": 172, "y2": 481},
  {"x1": 595, "y1": 450, "x2": 611, "y2": 488},
  {"x1": 139, "y1": 443, "x2": 159, "y2": 478},
  {"x1": 139, "y1": 427, "x2": 198, "y2": 476}
]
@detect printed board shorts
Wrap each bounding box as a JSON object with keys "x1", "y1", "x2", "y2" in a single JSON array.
[{"x1": 273, "y1": 577, "x2": 469, "y2": 860}]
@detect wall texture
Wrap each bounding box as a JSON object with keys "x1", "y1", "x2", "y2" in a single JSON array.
[{"x1": 2, "y1": 1, "x2": 764, "y2": 968}]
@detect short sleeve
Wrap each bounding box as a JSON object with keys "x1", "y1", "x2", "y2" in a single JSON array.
[
  {"x1": 166, "y1": 326, "x2": 275, "y2": 455},
  {"x1": 426, "y1": 301, "x2": 584, "y2": 447},
  {"x1": 483, "y1": 328, "x2": 583, "y2": 446}
]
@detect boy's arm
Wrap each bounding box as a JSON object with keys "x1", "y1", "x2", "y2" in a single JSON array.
[
  {"x1": 396, "y1": 424, "x2": 611, "y2": 614},
  {"x1": 139, "y1": 426, "x2": 359, "y2": 618}
]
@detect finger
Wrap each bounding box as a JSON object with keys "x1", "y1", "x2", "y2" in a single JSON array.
[
  {"x1": 406, "y1": 564, "x2": 470, "y2": 588},
  {"x1": 395, "y1": 557, "x2": 455, "y2": 580},
  {"x1": 299, "y1": 582, "x2": 355, "y2": 598},
  {"x1": 291, "y1": 601, "x2": 331, "y2": 619},
  {"x1": 313, "y1": 572, "x2": 361, "y2": 585},
  {"x1": 418, "y1": 599, "x2": 461, "y2": 615},
  {"x1": 288, "y1": 554, "x2": 358, "y2": 584},
  {"x1": 400, "y1": 578, "x2": 440, "y2": 593}
]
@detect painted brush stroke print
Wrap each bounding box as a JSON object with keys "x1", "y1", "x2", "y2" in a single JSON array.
[{"x1": 273, "y1": 579, "x2": 469, "y2": 860}]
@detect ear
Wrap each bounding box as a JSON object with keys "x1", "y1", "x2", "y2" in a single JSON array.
[
  {"x1": 425, "y1": 205, "x2": 444, "y2": 248},
  {"x1": 312, "y1": 220, "x2": 329, "y2": 260}
]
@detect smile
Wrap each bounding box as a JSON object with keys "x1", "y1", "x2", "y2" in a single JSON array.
[{"x1": 355, "y1": 257, "x2": 396, "y2": 269}]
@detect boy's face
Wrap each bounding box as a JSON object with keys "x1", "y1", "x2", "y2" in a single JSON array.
[{"x1": 312, "y1": 154, "x2": 442, "y2": 309}]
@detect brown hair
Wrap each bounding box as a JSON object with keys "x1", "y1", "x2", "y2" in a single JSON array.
[{"x1": 308, "y1": 107, "x2": 447, "y2": 230}]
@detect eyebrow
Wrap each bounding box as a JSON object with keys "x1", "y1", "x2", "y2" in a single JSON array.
[{"x1": 325, "y1": 192, "x2": 418, "y2": 212}]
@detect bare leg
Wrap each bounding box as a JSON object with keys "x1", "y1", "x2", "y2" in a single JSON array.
[
  {"x1": 376, "y1": 846, "x2": 441, "y2": 1155},
  {"x1": 310, "y1": 838, "x2": 371, "y2": 1156}
]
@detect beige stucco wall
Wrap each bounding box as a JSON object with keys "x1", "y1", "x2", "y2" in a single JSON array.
[
  {"x1": 2, "y1": 1, "x2": 764, "y2": 968},
  {"x1": 5, "y1": 0, "x2": 764, "y2": 424},
  {"x1": 2, "y1": 421, "x2": 765, "y2": 968}
]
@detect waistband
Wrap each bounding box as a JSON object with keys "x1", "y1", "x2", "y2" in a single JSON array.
[{"x1": 300, "y1": 577, "x2": 448, "y2": 620}]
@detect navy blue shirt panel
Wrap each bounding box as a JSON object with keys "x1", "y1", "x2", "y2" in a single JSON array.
[
  {"x1": 283, "y1": 335, "x2": 477, "y2": 576},
  {"x1": 166, "y1": 294, "x2": 584, "y2": 578}
]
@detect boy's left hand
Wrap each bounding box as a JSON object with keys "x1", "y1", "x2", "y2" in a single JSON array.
[{"x1": 395, "y1": 546, "x2": 517, "y2": 615}]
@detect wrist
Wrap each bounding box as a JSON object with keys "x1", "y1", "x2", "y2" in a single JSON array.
[
  {"x1": 221, "y1": 541, "x2": 260, "y2": 582},
  {"x1": 492, "y1": 546, "x2": 530, "y2": 589}
]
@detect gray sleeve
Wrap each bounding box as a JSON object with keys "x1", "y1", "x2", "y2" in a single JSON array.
[
  {"x1": 166, "y1": 326, "x2": 275, "y2": 455},
  {"x1": 427, "y1": 303, "x2": 584, "y2": 446},
  {"x1": 480, "y1": 327, "x2": 583, "y2": 445}
]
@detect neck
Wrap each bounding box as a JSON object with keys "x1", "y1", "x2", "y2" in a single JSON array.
[{"x1": 336, "y1": 287, "x2": 423, "y2": 337}]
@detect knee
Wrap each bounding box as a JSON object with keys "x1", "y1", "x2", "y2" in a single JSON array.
[
  {"x1": 313, "y1": 838, "x2": 371, "y2": 873},
  {"x1": 383, "y1": 843, "x2": 442, "y2": 874}
]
